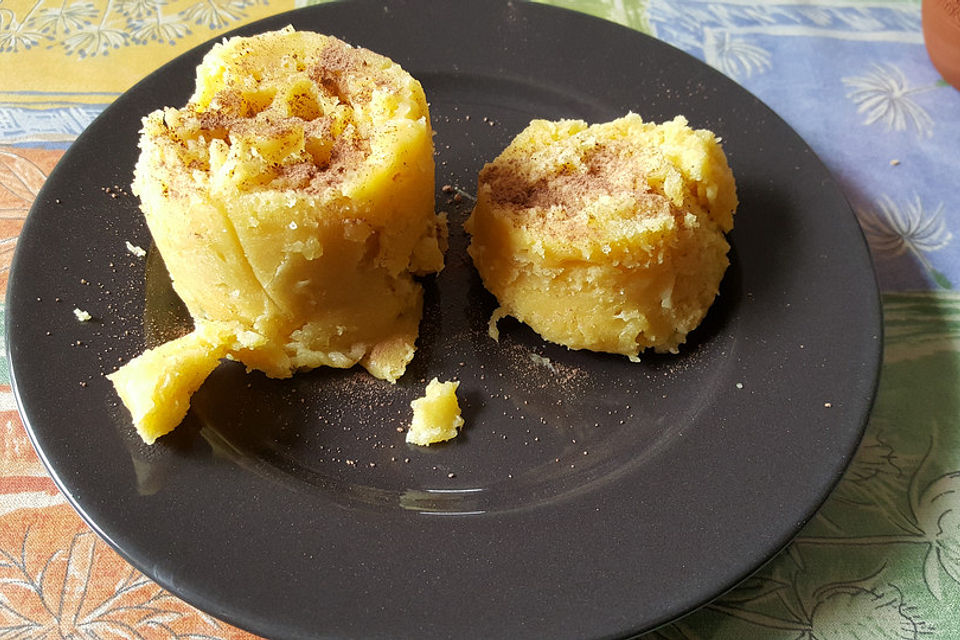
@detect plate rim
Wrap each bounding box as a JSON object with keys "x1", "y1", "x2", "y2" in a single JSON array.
[{"x1": 5, "y1": 1, "x2": 883, "y2": 638}]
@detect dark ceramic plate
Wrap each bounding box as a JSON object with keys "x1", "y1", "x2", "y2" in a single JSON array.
[{"x1": 7, "y1": 1, "x2": 882, "y2": 638}]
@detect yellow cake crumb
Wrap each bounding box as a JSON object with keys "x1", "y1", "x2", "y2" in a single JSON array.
[
  {"x1": 110, "y1": 27, "x2": 445, "y2": 443},
  {"x1": 465, "y1": 113, "x2": 737, "y2": 357},
  {"x1": 125, "y1": 241, "x2": 146, "y2": 257},
  {"x1": 107, "y1": 322, "x2": 241, "y2": 444},
  {"x1": 406, "y1": 378, "x2": 464, "y2": 446}
]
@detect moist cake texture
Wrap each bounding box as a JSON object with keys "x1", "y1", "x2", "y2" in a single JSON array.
[
  {"x1": 406, "y1": 378, "x2": 464, "y2": 446},
  {"x1": 109, "y1": 27, "x2": 445, "y2": 444},
  {"x1": 465, "y1": 113, "x2": 737, "y2": 358}
]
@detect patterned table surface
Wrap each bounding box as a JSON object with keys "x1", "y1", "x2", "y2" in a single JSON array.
[{"x1": 2, "y1": 0, "x2": 958, "y2": 638}]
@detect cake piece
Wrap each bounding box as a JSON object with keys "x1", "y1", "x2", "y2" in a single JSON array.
[
  {"x1": 465, "y1": 113, "x2": 737, "y2": 357},
  {"x1": 109, "y1": 27, "x2": 446, "y2": 443},
  {"x1": 108, "y1": 322, "x2": 238, "y2": 444},
  {"x1": 406, "y1": 378, "x2": 464, "y2": 446}
]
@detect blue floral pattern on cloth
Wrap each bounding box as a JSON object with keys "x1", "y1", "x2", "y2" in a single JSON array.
[{"x1": 645, "y1": 0, "x2": 955, "y2": 294}]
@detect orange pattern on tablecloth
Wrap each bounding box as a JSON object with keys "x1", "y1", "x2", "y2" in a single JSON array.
[
  {"x1": 0, "y1": 146, "x2": 260, "y2": 637},
  {"x1": 0, "y1": 402, "x2": 49, "y2": 478},
  {"x1": 0, "y1": 148, "x2": 61, "y2": 295},
  {"x1": 0, "y1": 147, "x2": 58, "y2": 519},
  {"x1": 0, "y1": 384, "x2": 63, "y2": 516},
  {"x1": 0, "y1": 503, "x2": 258, "y2": 638},
  {"x1": 0, "y1": 384, "x2": 259, "y2": 638}
]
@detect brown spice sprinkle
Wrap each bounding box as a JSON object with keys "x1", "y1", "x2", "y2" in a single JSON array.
[
  {"x1": 484, "y1": 140, "x2": 638, "y2": 209},
  {"x1": 478, "y1": 139, "x2": 684, "y2": 247},
  {"x1": 162, "y1": 34, "x2": 410, "y2": 196}
]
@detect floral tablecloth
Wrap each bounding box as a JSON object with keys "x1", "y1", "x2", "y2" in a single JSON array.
[{"x1": 1, "y1": 0, "x2": 958, "y2": 638}]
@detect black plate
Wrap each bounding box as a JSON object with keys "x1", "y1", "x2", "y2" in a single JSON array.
[{"x1": 6, "y1": 1, "x2": 882, "y2": 638}]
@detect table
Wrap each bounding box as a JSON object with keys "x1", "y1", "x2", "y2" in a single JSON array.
[{"x1": 1, "y1": 0, "x2": 958, "y2": 637}]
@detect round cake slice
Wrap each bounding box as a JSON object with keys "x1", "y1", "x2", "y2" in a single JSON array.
[
  {"x1": 465, "y1": 113, "x2": 737, "y2": 358},
  {"x1": 110, "y1": 27, "x2": 446, "y2": 443}
]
